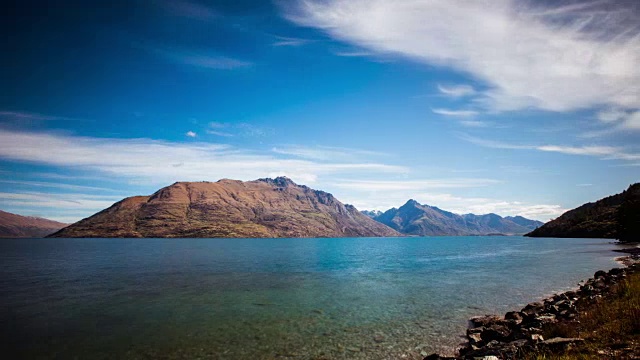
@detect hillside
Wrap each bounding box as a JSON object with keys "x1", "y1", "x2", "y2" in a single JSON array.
[
  {"x1": 48, "y1": 177, "x2": 401, "y2": 238},
  {"x1": 526, "y1": 183, "x2": 639, "y2": 240},
  {"x1": 372, "y1": 199, "x2": 542, "y2": 236},
  {"x1": 0, "y1": 210, "x2": 67, "y2": 238}
]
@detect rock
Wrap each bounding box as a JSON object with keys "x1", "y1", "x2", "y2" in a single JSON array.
[
  {"x1": 475, "y1": 356, "x2": 499, "y2": 360},
  {"x1": 594, "y1": 270, "x2": 607, "y2": 278},
  {"x1": 593, "y1": 279, "x2": 607, "y2": 289},
  {"x1": 530, "y1": 334, "x2": 544, "y2": 342},
  {"x1": 541, "y1": 337, "x2": 584, "y2": 351},
  {"x1": 468, "y1": 332, "x2": 483, "y2": 347},
  {"x1": 504, "y1": 311, "x2": 523, "y2": 322},
  {"x1": 469, "y1": 315, "x2": 502, "y2": 328},
  {"x1": 480, "y1": 324, "x2": 512, "y2": 343}
]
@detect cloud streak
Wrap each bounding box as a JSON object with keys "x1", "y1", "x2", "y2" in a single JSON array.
[
  {"x1": 0, "y1": 129, "x2": 407, "y2": 186},
  {"x1": 432, "y1": 108, "x2": 479, "y2": 117},
  {"x1": 461, "y1": 134, "x2": 640, "y2": 161},
  {"x1": 437, "y1": 84, "x2": 476, "y2": 98}
]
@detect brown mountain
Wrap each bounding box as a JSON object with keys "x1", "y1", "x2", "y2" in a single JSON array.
[
  {"x1": 48, "y1": 177, "x2": 401, "y2": 238},
  {"x1": 0, "y1": 210, "x2": 67, "y2": 238},
  {"x1": 525, "y1": 183, "x2": 640, "y2": 240}
]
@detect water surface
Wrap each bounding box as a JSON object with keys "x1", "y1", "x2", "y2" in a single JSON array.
[{"x1": 0, "y1": 236, "x2": 623, "y2": 359}]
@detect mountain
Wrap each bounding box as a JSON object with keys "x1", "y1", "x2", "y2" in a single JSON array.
[
  {"x1": 505, "y1": 216, "x2": 544, "y2": 231},
  {"x1": 0, "y1": 210, "x2": 67, "y2": 238},
  {"x1": 361, "y1": 210, "x2": 383, "y2": 218},
  {"x1": 48, "y1": 177, "x2": 401, "y2": 238},
  {"x1": 526, "y1": 183, "x2": 640, "y2": 240},
  {"x1": 372, "y1": 199, "x2": 542, "y2": 236}
]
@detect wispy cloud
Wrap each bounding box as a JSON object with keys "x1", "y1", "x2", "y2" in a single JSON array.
[
  {"x1": 332, "y1": 50, "x2": 374, "y2": 57},
  {"x1": 0, "y1": 111, "x2": 87, "y2": 122},
  {"x1": 272, "y1": 35, "x2": 312, "y2": 47},
  {"x1": 272, "y1": 145, "x2": 386, "y2": 162},
  {"x1": 206, "y1": 130, "x2": 234, "y2": 137},
  {"x1": 432, "y1": 108, "x2": 479, "y2": 117},
  {"x1": 0, "y1": 129, "x2": 407, "y2": 186},
  {"x1": 205, "y1": 122, "x2": 270, "y2": 137},
  {"x1": 461, "y1": 134, "x2": 640, "y2": 161},
  {"x1": 144, "y1": 43, "x2": 251, "y2": 70},
  {"x1": 458, "y1": 120, "x2": 488, "y2": 128},
  {"x1": 0, "y1": 180, "x2": 119, "y2": 192},
  {"x1": 331, "y1": 178, "x2": 500, "y2": 191},
  {"x1": 597, "y1": 109, "x2": 640, "y2": 129},
  {"x1": 437, "y1": 84, "x2": 476, "y2": 98},
  {"x1": 0, "y1": 192, "x2": 121, "y2": 209},
  {"x1": 185, "y1": 131, "x2": 197, "y2": 137},
  {"x1": 285, "y1": 0, "x2": 640, "y2": 114}
]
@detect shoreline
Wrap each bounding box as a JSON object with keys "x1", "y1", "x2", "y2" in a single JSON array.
[{"x1": 424, "y1": 245, "x2": 640, "y2": 360}]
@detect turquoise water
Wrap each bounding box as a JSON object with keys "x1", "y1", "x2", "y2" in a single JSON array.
[{"x1": 0, "y1": 236, "x2": 624, "y2": 359}]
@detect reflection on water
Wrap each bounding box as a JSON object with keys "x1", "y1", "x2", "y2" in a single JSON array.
[{"x1": 0, "y1": 237, "x2": 619, "y2": 359}]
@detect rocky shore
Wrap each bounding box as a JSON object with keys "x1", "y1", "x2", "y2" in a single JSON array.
[{"x1": 424, "y1": 249, "x2": 640, "y2": 360}]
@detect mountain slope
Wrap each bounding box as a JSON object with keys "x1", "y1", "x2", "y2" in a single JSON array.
[
  {"x1": 526, "y1": 183, "x2": 640, "y2": 240},
  {"x1": 0, "y1": 210, "x2": 67, "y2": 238},
  {"x1": 49, "y1": 177, "x2": 401, "y2": 238},
  {"x1": 373, "y1": 200, "x2": 541, "y2": 236}
]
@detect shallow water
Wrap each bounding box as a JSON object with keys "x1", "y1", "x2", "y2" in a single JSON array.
[{"x1": 0, "y1": 236, "x2": 624, "y2": 359}]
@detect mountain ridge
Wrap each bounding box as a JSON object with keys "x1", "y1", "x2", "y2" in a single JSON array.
[
  {"x1": 49, "y1": 177, "x2": 401, "y2": 238},
  {"x1": 0, "y1": 210, "x2": 68, "y2": 238},
  {"x1": 368, "y1": 199, "x2": 543, "y2": 236}
]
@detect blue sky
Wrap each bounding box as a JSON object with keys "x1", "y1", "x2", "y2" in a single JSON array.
[{"x1": 1, "y1": 0, "x2": 639, "y2": 222}]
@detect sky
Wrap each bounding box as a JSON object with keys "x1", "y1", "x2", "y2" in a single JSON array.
[{"x1": 1, "y1": 0, "x2": 639, "y2": 223}]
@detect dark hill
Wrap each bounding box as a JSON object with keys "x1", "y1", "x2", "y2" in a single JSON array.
[{"x1": 525, "y1": 183, "x2": 640, "y2": 241}]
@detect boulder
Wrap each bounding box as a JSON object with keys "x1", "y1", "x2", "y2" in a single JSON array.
[
  {"x1": 469, "y1": 315, "x2": 502, "y2": 328},
  {"x1": 480, "y1": 324, "x2": 513, "y2": 343}
]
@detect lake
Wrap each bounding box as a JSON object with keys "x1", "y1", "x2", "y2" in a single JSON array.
[{"x1": 0, "y1": 236, "x2": 625, "y2": 359}]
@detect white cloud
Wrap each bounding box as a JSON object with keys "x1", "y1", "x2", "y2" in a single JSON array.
[
  {"x1": 272, "y1": 35, "x2": 312, "y2": 47},
  {"x1": 592, "y1": 108, "x2": 640, "y2": 133},
  {"x1": 185, "y1": 131, "x2": 197, "y2": 137},
  {"x1": 459, "y1": 120, "x2": 488, "y2": 128},
  {"x1": 285, "y1": 0, "x2": 640, "y2": 113},
  {"x1": 272, "y1": 145, "x2": 386, "y2": 162},
  {"x1": 0, "y1": 192, "x2": 123, "y2": 212},
  {"x1": 331, "y1": 178, "x2": 500, "y2": 191},
  {"x1": 0, "y1": 129, "x2": 406, "y2": 186},
  {"x1": 205, "y1": 130, "x2": 234, "y2": 137},
  {"x1": 432, "y1": 108, "x2": 478, "y2": 117},
  {"x1": 597, "y1": 108, "x2": 628, "y2": 123},
  {"x1": 437, "y1": 84, "x2": 476, "y2": 98},
  {"x1": 461, "y1": 134, "x2": 640, "y2": 161},
  {"x1": 0, "y1": 180, "x2": 118, "y2": 192}
]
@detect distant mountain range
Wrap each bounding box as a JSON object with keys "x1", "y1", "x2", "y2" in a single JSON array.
[
  {"x1": 0, "y1": 210, "x2": 67, "y2": 238},
  {"x1": 367, "y1": 199, "x2": 543, "y2": 236},
  {"x1": 526, "y1": 183, "x2": 640, "y2": 241},
  {"x1": 48, "y1": 177, "x2": 400, "y2": 238}
]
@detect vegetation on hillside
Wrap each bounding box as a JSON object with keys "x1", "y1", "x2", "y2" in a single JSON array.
[{"x1": 526, "y1": 183, "x2": 639, "y2": 241}]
